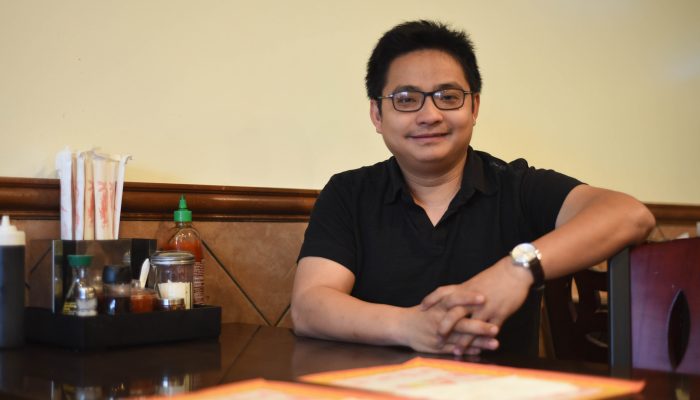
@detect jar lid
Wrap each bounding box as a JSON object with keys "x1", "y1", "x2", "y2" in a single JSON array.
[
  {"x1": 131, "y1": 287, "x2": 155, "y2": 297},
  {"x1": 150, "y1": 250, "x2": 195, "y2": 266},
  {"x1": 102, "y1": 264, "x2": 132, "y2": 284},
  {"x1": 68, "y1": 254, "x2": 93, "y2": 268}
]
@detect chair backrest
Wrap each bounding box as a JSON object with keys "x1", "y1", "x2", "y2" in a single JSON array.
[
  {"x1": 543, "y1": 267, "x2": 609, "y2": 363},
  {"x1": 608, "y1": 237, "x2": 700, "y2": 374}
]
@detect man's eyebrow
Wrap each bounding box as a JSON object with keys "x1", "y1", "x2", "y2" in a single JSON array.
[
  {"x1": 390, "y1": 85, "x2": 421, "y2": 93},
  {"x1": 435, "y1": 82, "x2": 466, "y2": 90},
  {"x1": 389, "y1": 82, "x2": 467, "y2": 93}
]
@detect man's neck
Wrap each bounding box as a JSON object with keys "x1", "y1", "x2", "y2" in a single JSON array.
[{"x1": 398, "y1": 155, "x2": 467, "y2": 225}]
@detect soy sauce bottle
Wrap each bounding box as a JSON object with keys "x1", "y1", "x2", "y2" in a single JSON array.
[{"x1": 102, "y1": 265, "x2": 131, "y2": 315}]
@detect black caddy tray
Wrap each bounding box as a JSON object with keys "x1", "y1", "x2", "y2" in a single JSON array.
[{"x1": 25, "y1": 305, "x2": 221, "y2": 350}]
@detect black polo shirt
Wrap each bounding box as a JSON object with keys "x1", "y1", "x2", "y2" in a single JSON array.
[{"x1": 298, "y1": 147, "x2": 582, "y2": 356}]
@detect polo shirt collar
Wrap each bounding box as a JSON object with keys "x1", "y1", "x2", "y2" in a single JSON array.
[
  {"x1": 384, "y1": 147, "x2": 496, "y2": 205},
  {"x1": 385, "y1": 157, "x2": 405, "y2": 204},
  {"x1": 459, "y1": 147, "x2": 496, "y2": 198}
]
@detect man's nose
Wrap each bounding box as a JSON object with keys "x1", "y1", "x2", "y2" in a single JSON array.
[{"x1": 415, "y1": 96, "x2": 443, "y2": 124}]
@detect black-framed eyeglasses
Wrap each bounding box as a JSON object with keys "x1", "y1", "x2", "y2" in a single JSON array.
[{"x1": 376, "y1": 89, "x2": 472, "y2": 112}]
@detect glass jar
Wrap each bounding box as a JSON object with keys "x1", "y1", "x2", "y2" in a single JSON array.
[
  {"x1": 102, "y1": 265, "x2": 131, "y2": 315},
  {"x1": 151, "y1": 251, "x2": 194, "y2": 310},
  {"x1": 130, "y1": 287, "x2": 156, "y2": 313},
  {"x1": 63, "y1": 254, "x2": 97, "y2": 317}
]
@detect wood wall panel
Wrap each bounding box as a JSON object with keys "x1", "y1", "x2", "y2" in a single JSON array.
[
  {"x1": 0, "y1": 177, "x2": 319, "y2": 222},
  {"x1": 646, "y1": 203, "x2": 700, "y2": 225}
]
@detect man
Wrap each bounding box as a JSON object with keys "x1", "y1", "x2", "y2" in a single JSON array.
[{"x1": 291, "y1": 20, "x2": 655, "y2": 357}]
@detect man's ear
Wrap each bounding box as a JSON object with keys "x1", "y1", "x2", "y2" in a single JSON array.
[
  {"x1": 370, "y1": 100, "x2": 383, "y2": 134},
  {"x1": 471, "y1": 93, "x2": 481, "y2": 123}
]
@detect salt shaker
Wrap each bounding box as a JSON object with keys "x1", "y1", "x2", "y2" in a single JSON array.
[
  {"x1": 75, "y1": 285, "x2": 97, "y2": 317},
  {"x1": 63, "y1": 254, "x2": 97, "y2": 317},
  {"x1": 0, "y1": 215, "x2": 26, "y2": 348}
]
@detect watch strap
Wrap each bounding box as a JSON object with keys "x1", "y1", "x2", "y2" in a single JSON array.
[
  {"x1": 527, "y1": 256, "x2": 545, "y2": 291},
  {"x1": 511, "y1": 243, "x2": 545, "y2": 291}
]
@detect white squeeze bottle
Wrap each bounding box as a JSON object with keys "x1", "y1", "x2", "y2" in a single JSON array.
[{"x1": 0, "y1": 215, "x2": 26, "y2": 348}]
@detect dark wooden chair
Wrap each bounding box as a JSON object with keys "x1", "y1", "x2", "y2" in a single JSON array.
[
  {"x1": 608, "y1": 237, "x2": 700, "y2": 374},
  {"x1": 543, "y1": 266, "x2": 609, "y2": 363}
]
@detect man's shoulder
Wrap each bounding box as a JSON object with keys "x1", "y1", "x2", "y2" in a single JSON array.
[
  {"x1": 472, "y1": 148, "x2": 582, "y2": 209},
  {"x1": 473, "y1": 149, "x2": 531, "y2": 179},
  {"x1": 328, "y1": 158, "x2": 394, "y2": 188},
  {"x1": 314, "y1": 158, "x2": 395, "y2": 218}
]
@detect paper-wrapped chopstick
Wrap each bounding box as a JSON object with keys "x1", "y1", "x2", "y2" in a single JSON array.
[{"x1": 55, "y1": 147, "x2": 131, "y2": 240}]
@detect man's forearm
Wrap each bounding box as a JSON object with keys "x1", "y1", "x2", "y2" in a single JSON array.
[
  {"x1": 291, "y1": 286, "x2": 407, "y2": 346},
  {"x1": 536, "y1": 187, "x2": 655, "y2": 280}
]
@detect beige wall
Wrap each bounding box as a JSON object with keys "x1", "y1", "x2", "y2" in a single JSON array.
[{"x1": 1, "y1": 1, "x2": 699, "y2": 204}]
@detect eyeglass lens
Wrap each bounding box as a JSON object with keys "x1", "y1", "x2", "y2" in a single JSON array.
[{"x1": 392, "y1": 89, "x2": 467, "y2": 112}]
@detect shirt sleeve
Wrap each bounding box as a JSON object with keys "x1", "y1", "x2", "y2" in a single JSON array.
[
  {"x1": 519, "y1": 163, "x2": 584, "y2": 235},
  {"x1": 297, "y1": 174, "x2": 357, "y2": 273}
]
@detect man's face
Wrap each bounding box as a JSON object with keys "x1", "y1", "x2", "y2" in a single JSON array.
[{"x1": 370, "y1": 49, "x2": 480, "y2": 174}]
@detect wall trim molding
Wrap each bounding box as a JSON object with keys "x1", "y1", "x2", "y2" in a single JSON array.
[
  {"x1": 0, "y1": 177, "x2": 319, "y2": 222},
  {"x1": 1, "y1": 177, "x2": 698, "y2": 224},
  {"x1": 645, "y1": 203, "x2": 700, "y2": 225}
]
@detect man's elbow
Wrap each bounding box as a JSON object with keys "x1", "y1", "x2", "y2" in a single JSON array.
[
  {"x1": 290, "y1": 298, "x2": 312, "y2": 337},
  {"x1": 629, "y1": 201, "x2": 656, "y2": 244}
]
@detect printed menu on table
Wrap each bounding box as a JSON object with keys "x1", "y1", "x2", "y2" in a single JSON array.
[
  {"x1": 301, "y1": 357, "x2": 645, "y2": 400},
  {"x1": 147, "y1": 378, "x2": 401, "y2": 400}
]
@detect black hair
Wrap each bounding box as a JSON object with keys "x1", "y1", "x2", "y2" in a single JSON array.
[{"x1": 365, "y1": 20, "x2": 482, "y2": 101}]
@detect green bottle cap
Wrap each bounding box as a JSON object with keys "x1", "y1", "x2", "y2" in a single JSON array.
[
  {"x1": 67, "y1": 254, "x2": 93, "y2": 268},
  {"x1": 174, "y1": 195, "x2": 192, "y2": 222}
]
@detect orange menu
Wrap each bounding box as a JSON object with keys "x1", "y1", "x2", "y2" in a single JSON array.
[
  {"x1": 145, "y1": 357, "x2": 644, "y2": 399},
  {"x1": 145, "y1": 378, "x2": 401, "y2": 399},
  {"x1": 301, "y1": 357, "x2": 645, "y2": 400}
]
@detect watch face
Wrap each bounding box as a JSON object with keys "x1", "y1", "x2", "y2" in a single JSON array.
[
  {"x1": 512, "y1": 243, "x2": 537, "y2": 264},
  {"x1": 510, "y1": 243, "x2": 544, "y2": 289}
]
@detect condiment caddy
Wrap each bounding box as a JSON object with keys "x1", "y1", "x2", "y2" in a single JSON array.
[
  {"x1": 24, "y1": 239, "x2": 221, "y2": 350},
  {"x1": 25, "y1": 304, "x2": 221, "y2": 350}
]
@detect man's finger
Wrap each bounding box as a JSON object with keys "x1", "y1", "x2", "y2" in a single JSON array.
[
  {"x1": 420, "y1": 285, "x2": 454, "y2": 310},
  {"x1": 471, "y1": 309, "x2": 505, "y2": 330},
  {"x1": 450, "y1": 335, "x2": 500, "y2": 357},
  {"x1": 438, "y1": 306, "x2": 470, "y2": 336},
  {"x1": 470, "y1": 336, "x2": 500, "y2": 351},
  {"x1": 452, "y1": 317, "x2": 499, "y2": 338},
  {"x1": 440, "y1": 291, "x2": 486, "y2": 309},
  {"x1": 442, "y1": 332, "x2": 475, "y2": 355},
  {"x1": 453, "y1": 333, "x2": 474, "y2": 356}
]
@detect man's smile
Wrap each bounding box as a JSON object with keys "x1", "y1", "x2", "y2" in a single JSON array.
[{"x1": 408, "y1": 132, "x2": 450, "y2": 141}]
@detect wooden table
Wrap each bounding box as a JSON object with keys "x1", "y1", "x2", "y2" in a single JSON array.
[{"x1": 0, "y1": 322, "x2": 697, "y2": 398}]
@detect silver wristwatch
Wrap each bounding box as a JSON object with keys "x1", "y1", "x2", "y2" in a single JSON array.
[{"x1": 510, "y1": 243, "x2": 545, "y2": 290}]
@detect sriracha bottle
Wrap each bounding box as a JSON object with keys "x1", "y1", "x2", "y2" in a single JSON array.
[{"x1": 165, "y1": 195, "x2": 205, "y2": 306}]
